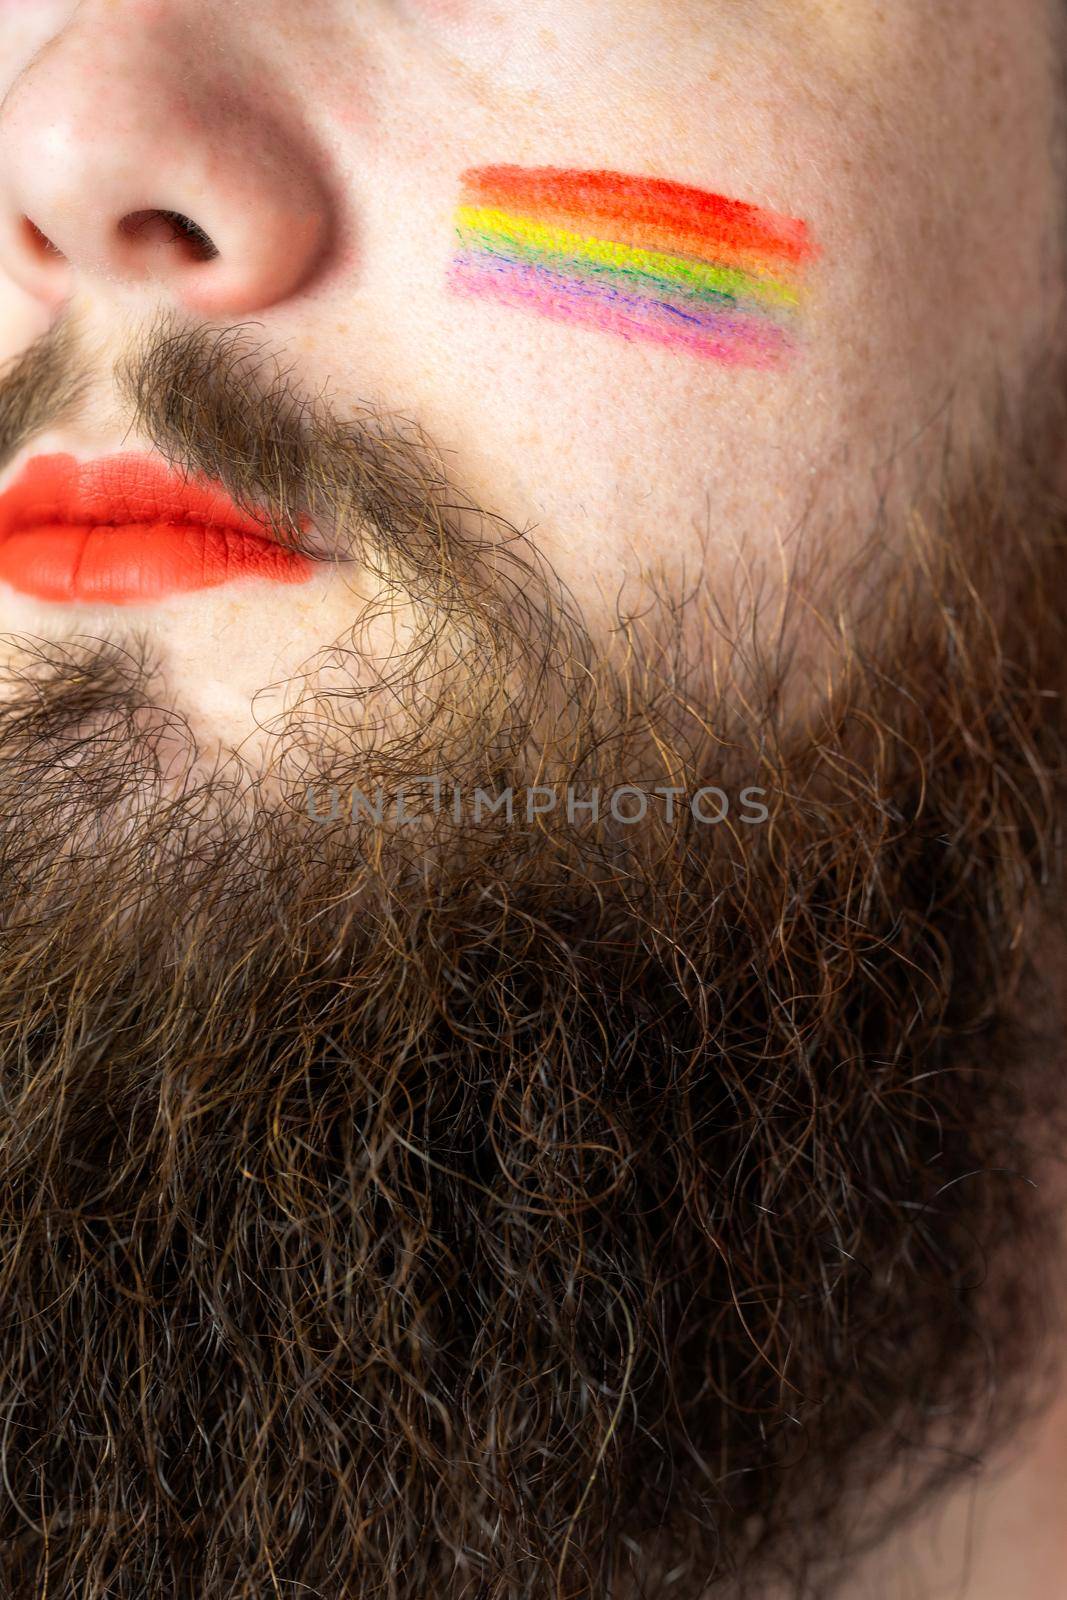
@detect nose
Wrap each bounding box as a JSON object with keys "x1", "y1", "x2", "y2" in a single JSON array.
[{"x1": 0, "y1": 5, "x2": 334, "y2": 318}]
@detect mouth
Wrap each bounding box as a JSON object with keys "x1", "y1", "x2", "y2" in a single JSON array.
[{"x1": 0, "y1": 453, "x2": 316, "y2": 605}]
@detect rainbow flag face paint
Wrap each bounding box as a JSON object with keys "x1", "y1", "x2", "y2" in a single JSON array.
[{"x1": 448, "y1": 166, "x2": 819, "y2": 369}]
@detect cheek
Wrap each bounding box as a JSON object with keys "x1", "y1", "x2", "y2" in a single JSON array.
[
  {"x1": 422, "y1": 0, "x2": 476, "y2": 17},
  {"x1": 0, "y1": 277, "x2": 49, "y2": 368}
]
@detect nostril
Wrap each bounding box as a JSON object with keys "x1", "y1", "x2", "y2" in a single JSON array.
[
  {"x1": 20, "y1": 217, "x2": 63, "y2": 258},
  {"x1": 118, "y1": 208, "x2": 220, "y2": 261}
]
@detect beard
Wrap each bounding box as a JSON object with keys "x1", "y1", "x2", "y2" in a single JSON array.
[{"x1": 0, "y1": 316, "x2": 1066, "y2": 1600}]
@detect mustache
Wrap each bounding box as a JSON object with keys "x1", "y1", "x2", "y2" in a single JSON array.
[
  {"x1": 0, "y1": 306, "x2": 599, "y2": 791},
  {"x1": 0, "y1": 303, "x2": 547, "y2": 604},
  {"x1": 0, "y1": 306, "x2": 94, "y2": 466}
]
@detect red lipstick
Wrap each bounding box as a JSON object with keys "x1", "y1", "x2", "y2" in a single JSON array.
[{"x1": 0, "y1": 453, "x2": 314, "y2": 605}]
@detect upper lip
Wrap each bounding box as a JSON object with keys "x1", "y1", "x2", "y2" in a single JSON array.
[{"x1": 0, "y1": 451, "x2": 310, "y2": 550}]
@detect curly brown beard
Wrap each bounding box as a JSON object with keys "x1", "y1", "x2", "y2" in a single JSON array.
[{"x1": 0, "y1": 314, "x2": 1065, "y2": 1599}]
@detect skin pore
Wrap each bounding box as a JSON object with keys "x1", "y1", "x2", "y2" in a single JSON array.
[{"x1": 0, "y1": 2, "x2": 1066, "y2": 1598}]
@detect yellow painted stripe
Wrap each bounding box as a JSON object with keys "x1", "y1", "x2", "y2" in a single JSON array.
[{"x1": 454, "y1": 205, "x2": 802, "y2": 310}]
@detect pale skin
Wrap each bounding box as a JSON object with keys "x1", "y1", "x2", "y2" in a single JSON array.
[{"x1": 0, "y1": 2, "x2": 1065, "y2": 1593}]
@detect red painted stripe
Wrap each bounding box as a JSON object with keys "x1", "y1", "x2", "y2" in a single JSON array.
[{"x1": 460, "y1": 166, "x2": 818, "y2": 266}]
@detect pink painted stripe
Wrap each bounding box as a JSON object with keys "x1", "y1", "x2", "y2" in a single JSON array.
[{"x1": 448, "y1": 254, "x2": 792, "y2": 368}]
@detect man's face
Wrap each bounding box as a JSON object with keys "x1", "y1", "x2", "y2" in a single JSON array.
[
  {"x1": 0, "y1": 0, "x2": 1060, "y2": 755},
  {"x1": 0, "y1": 5, "x2": 1065, "y2": 1599}
]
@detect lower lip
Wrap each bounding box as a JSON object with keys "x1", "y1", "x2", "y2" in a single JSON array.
[
  {"x1": 0, "y1": 453, "x2": 315, "y2": 605},
  {"x1": 0, "y1": 522, "x2": 314, "y2": 605}
]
